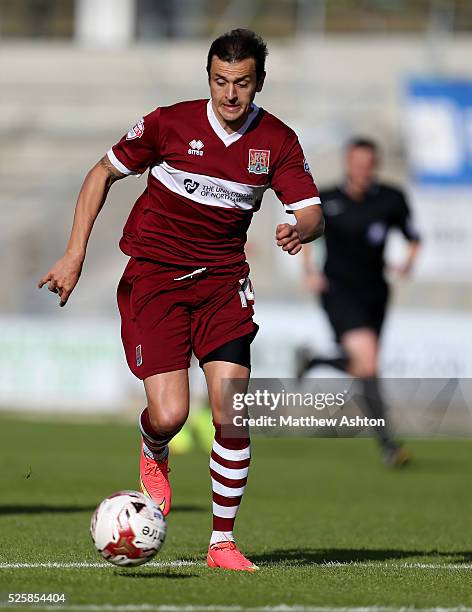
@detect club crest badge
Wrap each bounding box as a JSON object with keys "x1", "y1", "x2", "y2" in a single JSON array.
[
  {"x1": 126, "y1": 118, "x2": 144, "y2": 140},
  {"x1": 248, "y1": 149, "x2": 270, "y2": 174}
]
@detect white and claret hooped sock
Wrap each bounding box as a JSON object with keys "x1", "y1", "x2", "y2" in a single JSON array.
[
  {"x1": 210, "y1": 531, "x2": 235, "y2": 546},
  {"x1": 139, "y1": 407, "x2": 179, "y2": 462},
  {"x1": 209, "y1": 423, "x2": 251, "y2": 545}
]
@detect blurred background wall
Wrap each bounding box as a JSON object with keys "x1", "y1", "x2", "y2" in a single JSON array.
[{"x1": 0, "y1": 0, "x2": 471, "y2": 412}]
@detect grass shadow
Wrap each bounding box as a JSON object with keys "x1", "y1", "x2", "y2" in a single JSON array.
[
  {"x1": 171, "y1": 504, "x2": 206, "y2": 513},
  {"x1": 250, "y1": 547, "x2": 472, "y2": 566},
  {"x1": 115, "y1": 571, "x2": 198, "y2": 579}
]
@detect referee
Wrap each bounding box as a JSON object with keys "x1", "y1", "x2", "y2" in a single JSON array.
[{"x1": 298, "y1": 138, "x2": 421, "y2": 466}]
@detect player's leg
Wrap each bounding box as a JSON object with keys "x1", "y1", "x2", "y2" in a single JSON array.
[
  {"x1": 341, "y1": 327, "x2": 378, "y2": 378},
  {"x1": 191, "y1": 262, "x2": 258, "y2": 570},
  {"x1": 117, "y1": 258, "x2": 193, "y2": 513},
  {"x1": 295, "y1": 285, "x2": 351, "y2": 378},
  {"x1": 341, "y1": 328, "x2": 408, "y2": 466},
  {"x1": 138, "y1": 369, "x2": 190, "y2": 515},
  {"x1": 295, "y1": 345, "x2": 349, "y2": 378},
  {"x1": 341, "y1": 327, "x2": 387, "y2": 439},
  {"x1": 201, "y1": 346, "x2": 258, "y2": 571},
  {"x1": 142, "y1": 369, "x2": 190, "y2": 452}
]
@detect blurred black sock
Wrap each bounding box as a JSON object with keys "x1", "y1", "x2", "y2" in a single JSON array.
[{"x1": 362, "y1": 376, "x2": 396, "y2": 450}]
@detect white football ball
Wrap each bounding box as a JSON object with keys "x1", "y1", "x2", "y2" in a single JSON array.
[{"x1": 90, "y1": 490, "x2": 167, "y2": 566}]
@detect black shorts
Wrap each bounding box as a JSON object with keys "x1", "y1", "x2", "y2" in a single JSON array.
[{"x1": 320, "y1": 280, "x2": 389, "y2": 342}]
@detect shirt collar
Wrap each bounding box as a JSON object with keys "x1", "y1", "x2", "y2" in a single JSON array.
[{"x1": 207, "y1": 99, "x2": 260, "y2": 147}]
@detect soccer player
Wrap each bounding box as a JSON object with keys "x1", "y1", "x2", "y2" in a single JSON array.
[
  {"x1": 297, "y1": 138, "x2": 420, "y2": 466},
  {"x1": 38, "y1": 29, "x2": 324, "y2": 571}
]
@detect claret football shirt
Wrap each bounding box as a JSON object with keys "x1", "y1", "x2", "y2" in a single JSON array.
[{"x1": 107, "y1": 99, "x2": 320, "y2": 267}]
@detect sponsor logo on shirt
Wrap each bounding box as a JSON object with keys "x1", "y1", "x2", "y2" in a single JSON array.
[
  {"x1": 303, "y1": 158, "x2": 312, "y2": 175},
  {"x1": 185, "y1": 176, "x2": 256, "y2": 206},
  {"x1": 184, "y1": 179, "x2": 200, "y2": 194},
  {"x1": 188, "y1": 139, "x2": 204, "y2": 156},
  {"x1": 126, "y1": 118, "x2": 144, "y2": 140},
  {"x1": 152, "y1": 161, "x2": 268, "y2": 210},
  {"x1": 199, "y1": 184, "x2": 253, "y2": 205},
  {"x1": 248, "y1": 149, "x2": 270, "y2": 174}
]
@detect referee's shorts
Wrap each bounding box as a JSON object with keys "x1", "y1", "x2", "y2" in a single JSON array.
[{"x1": 320, "y1": 280, "x2": 389, "y2": 342}]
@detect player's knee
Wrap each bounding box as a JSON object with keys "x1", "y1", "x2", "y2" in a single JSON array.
[
  {"x1": 362, "y1": 366, "x2": 378, "y2": 378},
  {"x1": 353, "y1": 360, "x2": 377, "y2": 378},
  {"x1": 147, "y1": 403, "x2": 187, "y2": 435},
  {"x1": 345, "y1": 347, "x2": 378, "y2": 377}
]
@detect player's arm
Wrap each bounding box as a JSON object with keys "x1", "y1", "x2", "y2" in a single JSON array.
[
  {"x1": 271, "y1": 131, "x2": 324, "y2": 256},
  {"x1": 275, "y1": 205, "x2": 324, "y2": 256},
  {"x1": 392, "y1": 190, "x2": 421, "y2": 278},
  {"x1": 38, "y1": 156, "x2": 125, "y2": 307},
  {"x1": 395, "y1": 238, "x2": 420, "y2": 278}
]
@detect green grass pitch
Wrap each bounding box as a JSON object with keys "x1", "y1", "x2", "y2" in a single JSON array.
[{"x1": 0, "y1": 414, "x2": 471, "y2": 610}]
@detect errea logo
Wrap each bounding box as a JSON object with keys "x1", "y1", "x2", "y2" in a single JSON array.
[{"x1": 188, "y1": 139, "x2": 204, "y2": 156}]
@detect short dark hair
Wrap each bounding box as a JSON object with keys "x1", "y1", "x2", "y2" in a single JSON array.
[
  {"x1": 346, "y1": 137, "x2": 379, "y2": 155},
  {"x1": 207, "y1": 29, "x2": 268, "y2": 79}
]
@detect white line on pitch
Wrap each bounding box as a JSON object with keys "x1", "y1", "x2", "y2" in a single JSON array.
[
  {"x1": 30, "y1": 605, "x2": 472, "y2": 612},
  {"x1": 0, "y1": 560, "x2": 201, "y2": 569},
  {"x1": 321, "y1": 562, "x2": 472, "y2": 570},
  {"x1": 0, "y1": 561, "x2": 471, "y2": 570}
]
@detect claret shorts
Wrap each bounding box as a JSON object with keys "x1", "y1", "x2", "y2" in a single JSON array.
[{"x1": 117, "y1": 257, "x2": 258, "y2": 379}]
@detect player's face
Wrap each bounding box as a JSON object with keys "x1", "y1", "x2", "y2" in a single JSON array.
[
  {"x1": 209, "y1": 56, "x2": 265, "y2": 132},
  {"x1": 345, "y1": 147, "x2": 378, "y2": 192}
]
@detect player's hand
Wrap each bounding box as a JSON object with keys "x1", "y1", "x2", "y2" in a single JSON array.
[
  {"x1": 38, "y1": 254, "x2": 83, "y2": 307},
  {"x1": 276, "y1": 223, "x2": 302, "y2": 255},
  {"x1": 305, "y1": 271, "x2": 329, "y2": 293}
]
